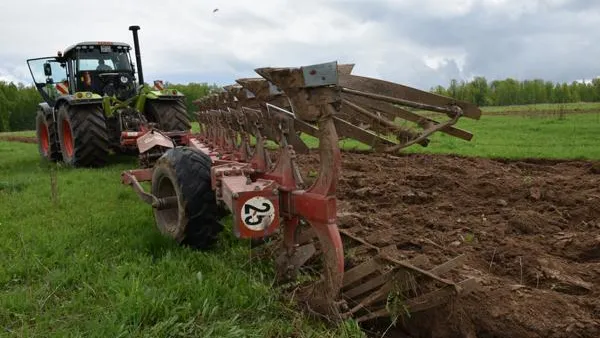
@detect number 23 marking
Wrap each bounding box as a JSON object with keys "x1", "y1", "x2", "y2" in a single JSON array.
[{"x1": 244, "y1": 202, "x2": 272, "y2": 226}]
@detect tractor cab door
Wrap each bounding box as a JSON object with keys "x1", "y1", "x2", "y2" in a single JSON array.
[{"x1": 27, "y1": 57, "x2": 69, "y2": 106}]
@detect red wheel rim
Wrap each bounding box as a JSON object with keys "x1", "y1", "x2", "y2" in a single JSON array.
[
  {"x1": 62, "y1": 119, "x2": 74, "y2": 157},
  {"x1": 40, "y1": 123, "x2": 49, "y2": 155}
]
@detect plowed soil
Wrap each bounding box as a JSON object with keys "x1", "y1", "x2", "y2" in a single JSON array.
[
  {"x1": 0, "y1": 135, "x2": 36, "y2": 144},
  {"x1": 297, "y1": 153, "x2": 600, "y2": 338}
]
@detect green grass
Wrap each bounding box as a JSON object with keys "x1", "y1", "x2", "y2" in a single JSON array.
[
  {"x1": 0, "y1": 142, "x2": 364, "y2": 338},
  {"x1": 295, "y1": 112, "x2": 600, "y2": 160},
  {"x1": 403, "y1": 112, "x2": 600, "y2": 159},
  {"x1": 415, "y1": 102, "x2": 600, "y2": 115},
  {"x1": 479, "y1": 101, "x2": 600, "y2": 114},
  {"x1": 0, "y1": 130, "x2": 36, "y2": 137}
]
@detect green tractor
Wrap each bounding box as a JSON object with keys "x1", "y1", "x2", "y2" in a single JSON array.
[{"x1": 27, "y1": 25, "x2": 191, "y2": 167}]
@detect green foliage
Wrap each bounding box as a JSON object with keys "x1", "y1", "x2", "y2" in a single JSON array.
[
  {"x1": 0, "y1": 141, "x2": 364, "y2": 338},
  {"x1": 431, "y1": 77, "x2": 600, "y2": 106},
  {"x1": 406, "y1": 112, "x2": 600, "y2": 159},
  {"x1": 166, "y1": 82, "x2": 221, "y2": 113},
  {"x1": 0, "y1": 82, "x2": 41, "y2": 132}
]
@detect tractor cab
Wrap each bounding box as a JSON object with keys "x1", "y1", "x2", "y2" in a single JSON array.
[
  {"x1": 27, "y1": 41, "x2": 138, "y2": 104},
  {"x1": 63, "y1": 42, "x2": 137, "y2": 100}
]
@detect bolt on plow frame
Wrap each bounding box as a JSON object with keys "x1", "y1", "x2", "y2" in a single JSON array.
[{"x1": 121, "y1": 61, "x2": 481, "y2": 327}]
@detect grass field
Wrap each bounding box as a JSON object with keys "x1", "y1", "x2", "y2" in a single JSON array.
[
  {"x1": 406, "y1": 112, "x2": 600, "y2": 159},
  {"x1": 0, "y1": 143, "x2": 364, "y2": 337},
  {"x1": 479, "y1": 101, "x2": 600, "y2": 114},
  {"x1": 1, "y1": 104, "x2": 599, "y2": 337},
  {"x1": 299, "y1": 112, "x2": 600, "y2": 160}
]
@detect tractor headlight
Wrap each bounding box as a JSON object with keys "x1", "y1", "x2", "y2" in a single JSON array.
[
  {"x1": 120, "y1": 76, "x2": 128, "y2": 84},
  {"x1": 85, "y1": 92, "x2": 92, "y2": 98}
]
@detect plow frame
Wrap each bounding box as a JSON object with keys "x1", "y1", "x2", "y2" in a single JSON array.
[{"x1": 121, "y1": 60, "x2": 481, "y2": 324}]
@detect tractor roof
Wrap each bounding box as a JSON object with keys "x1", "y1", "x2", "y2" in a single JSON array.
[{"x1": 63, "y1": 41, "x2": 131, "y2": 56}]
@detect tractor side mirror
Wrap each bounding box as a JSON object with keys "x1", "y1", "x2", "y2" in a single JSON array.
[{"x1": 43, "y1": 62, "x2": 52, "y2": 76}]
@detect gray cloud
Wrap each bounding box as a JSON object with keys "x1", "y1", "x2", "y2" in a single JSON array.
[
  {"x1": 0, "y1": 0, "x2": 598, "y2": 90},
  {"x1": 353, "y1": 0, "x2": 600, "y2": 84}
]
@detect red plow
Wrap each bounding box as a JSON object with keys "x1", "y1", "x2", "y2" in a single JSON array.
[{"x1": 121, "y1": 61, "x2": 481, "y2": 329}]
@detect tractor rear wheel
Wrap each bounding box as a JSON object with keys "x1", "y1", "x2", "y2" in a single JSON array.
[
  {"x1": 151, "y1": 147, "x2": 223, "y2": 249},
  {"x1": 35, "y1": 108, "x2": 62, "y2": 162},
  {"x1": 56, "y1": 104, "x2": 109, "y2": 167},
  {"x1": 146, "y1": 99, "x2": 191, "y2": 131}
]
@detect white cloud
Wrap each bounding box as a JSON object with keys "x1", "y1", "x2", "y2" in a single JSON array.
[
  {"x1": 0, "y1": 66, "x2": 30, "y2": 85},
  {"x1": 0, "y1": 0, "x2": 599, "y2": 90}
]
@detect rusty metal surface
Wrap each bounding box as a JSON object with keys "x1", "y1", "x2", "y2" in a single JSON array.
[
  {"x1": 339, "y1": 74, "x2": 482, "y2": 120},
  {"x1": 136, "y1": 129, "x2": 175, "y2": 153},
  {"x1": 121, "y1": 169, "x2": 161, "y2": 207},
  {"x1": 341, "y1": 92, "x2": 474, "y2": 141},
  {"x1": 126, "y1": 59, "x2": 482, "y2": 329},
  {"x1": 256, "y1": 63, "x2": 345, "y2": 316},
  {"x1": 199, "y1": 65, "x2": 479, "y2": 155}
]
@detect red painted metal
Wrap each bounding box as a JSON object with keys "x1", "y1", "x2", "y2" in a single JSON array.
[
  {"x1": 219, "y1": 175, "x2": 280, "y2": 238},
  {"x1": 135, "y1": 131, "x2": 175, "y2": 153},
  {"x1": 119, "y1": 129, "x2": 191, "y2": 152},
  {"x1": 62, "y1": 119, "x2": 74, "y2": 157},
  {"x1": 188, "y1": 125, "x2": 340, "y2": 249},
  {"x1": 121, "y1": 168, "x2": 153, "y2": 183}
]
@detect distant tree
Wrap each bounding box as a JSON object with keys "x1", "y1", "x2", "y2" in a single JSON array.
[
  {"x1": 166, "y1": 82, "x2": 220, "y2": 113},
  {"x1": 469, "y1": 76, "x2": 489, "y2": 106},
  {"x1": 431, "y1": 85, "x2": 447, "y2": 96},
  {"x1": 432, "y1": 76, "x2": 600, "y2": 106}
]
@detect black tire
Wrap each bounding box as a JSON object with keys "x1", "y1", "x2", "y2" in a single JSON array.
[
  {"x1": 35, "y1": 108, "x2": 62, "y2": 162},
  {"x1": 56, "y1": 104, "x2": 109, "y2": 167},
  {"x1": 146, "y1": 99, "x2": 191, "y2": 131},
  {"x1": 151, "y1": 147, "x2": 223, "y2": 249}
]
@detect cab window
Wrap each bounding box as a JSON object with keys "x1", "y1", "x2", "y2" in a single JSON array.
[{"x1": 76, "y1": 46, "x2": 132, "y2": 72}]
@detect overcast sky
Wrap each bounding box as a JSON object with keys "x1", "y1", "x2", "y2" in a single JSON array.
[{"x1": 1, "y1": 0, "x2": 599, "y2": 90}]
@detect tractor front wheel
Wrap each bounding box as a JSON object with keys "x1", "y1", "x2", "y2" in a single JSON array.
[
  {"x1": 57, "y1": 104, "x2": 109, "y2": 167},
  {"x1": 151, "y1": 147, "x2": 223, "y2": 249},
  {"x1": 35, "y1": 108, "x2": 62, "y2": 162}
]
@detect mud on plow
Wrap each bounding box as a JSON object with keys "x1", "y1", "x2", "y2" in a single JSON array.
[{"x1": 121, "y1": 61, "x2": 482, "y2": 328}]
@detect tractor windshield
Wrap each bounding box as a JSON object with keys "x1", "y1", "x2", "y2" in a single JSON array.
[{"x1": 76, "y1": 46, "x2": 133, "y2": 73}]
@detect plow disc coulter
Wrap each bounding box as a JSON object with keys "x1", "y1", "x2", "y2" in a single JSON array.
[{"x1": 121, "y1": 61, "x2": 481, "y2": 328}]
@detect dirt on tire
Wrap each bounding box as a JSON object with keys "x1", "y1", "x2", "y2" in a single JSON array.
[
  {"x1": 296, "y1": 152, "x2": 600, "y2": 338},
  {"x1": 57, "y1": 104, "x2": 109, "y2": 167},
  {"x1": 145, "y1": 99, "x2": 192, "y2": 132},
  {"x1": 152, "y1": 147, "x2": 224, "y2": 249}
]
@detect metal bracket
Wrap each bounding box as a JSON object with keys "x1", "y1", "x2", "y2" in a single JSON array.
[{"x1": 302, "y1": 61, "x2": 339, "y2": 88}]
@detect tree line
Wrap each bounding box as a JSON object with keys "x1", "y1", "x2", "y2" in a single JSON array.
[
  {"x1": 0, "y1": 81, "x2": 218, "y2": 132},
  {"x1": 430, "y1": 77, "x2": 600, "y2": 106},
  {"x1": 3, "y1": 76, "x2": 600, "y2": 132},
  {"x1": 0, "y1": 82, "x2": 40, "y2": 132}
]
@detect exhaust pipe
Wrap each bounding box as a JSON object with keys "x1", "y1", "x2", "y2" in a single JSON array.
[{"x1": 128, "y1": 25, "x2": 144, "y2": 86}]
